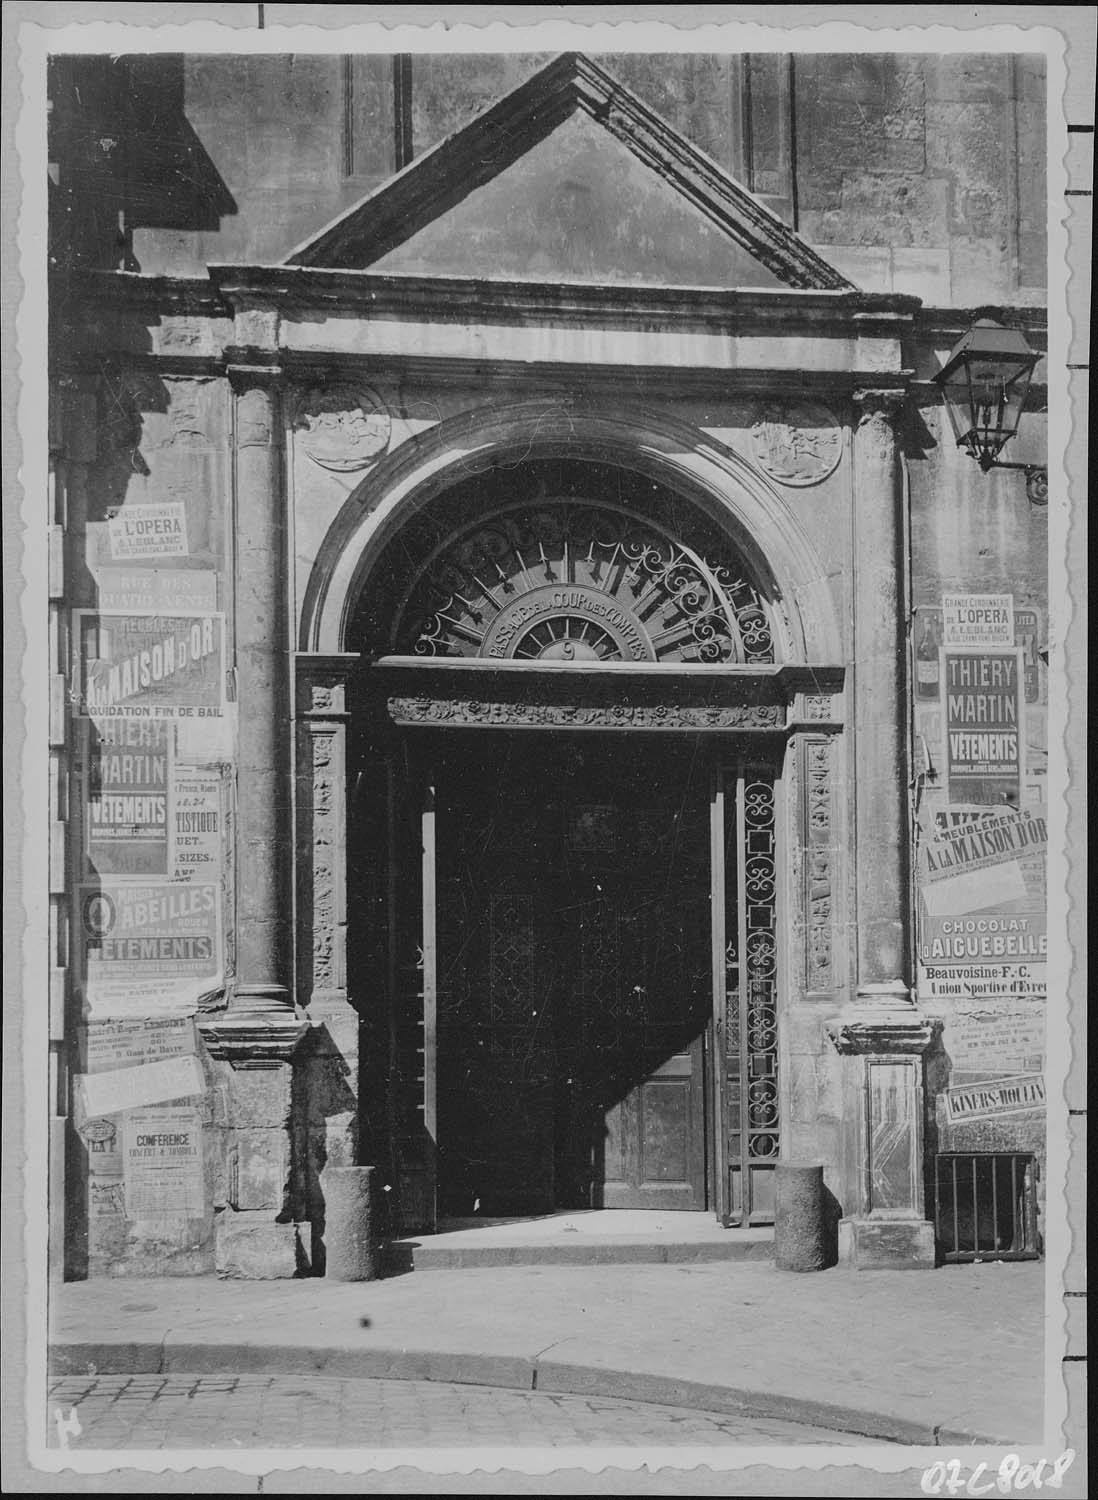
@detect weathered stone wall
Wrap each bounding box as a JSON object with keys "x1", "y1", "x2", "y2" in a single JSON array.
[
  {"x1": 796, "y1": 54, "x2": 1047, "y2": 304},
  {"x1": 906, "y1": 390, "x2": 1049, "y2": 1234},
  {"x1": 51, "y1": 52, "x2": 1045, "y2": 307}
]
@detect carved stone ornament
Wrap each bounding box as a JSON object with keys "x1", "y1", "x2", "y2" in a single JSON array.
[
  {"x1": 1025, "y1": 466, "x2": 1049, "y2": 506},
  {"x1": 388, "y1": 696, "x2": 785, "y2": 730},
  {"x1": 296, "y1": 384, "x2": 390, "y2": 471},
  {"x1": 749, "y1": 400, "x2": 842, "y2": 487}
]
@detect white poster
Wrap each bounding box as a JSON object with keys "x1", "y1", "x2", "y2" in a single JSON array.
[
  {"x1": 76, "y1": 1055, "x2": 205, "y2": 1121},
  {"x1": 107, "y1": 503, "x2": 189, "y2": 560},
  {"x1": 94, "y1": 568, "x2": 218, "y2": 611},
  {"x1": 122, "y1": 1104, "x2": 205, "y2": 1217},
  {"x1": 941, "y1": 593, "x2": 1015, "y2": 647},
  {"x1": 171, "y1": 770, "x2": 223, "y2": 881}
]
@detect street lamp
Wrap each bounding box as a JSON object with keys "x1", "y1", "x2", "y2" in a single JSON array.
[{"x1": 934, "y1": 318, "x2": 1046, "y2": 499}]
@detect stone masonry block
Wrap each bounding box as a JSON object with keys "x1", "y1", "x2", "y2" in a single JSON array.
[
  {"x1": 785, "y1": 1007, "x2": 826, "y2": 1056},
  {"x1": 228, "y1": 1065, "x2": 290, "y2": 1128},
  {"x1": 230, "y1": 1126, "x2": 287, "y2": 1211},
  {"x1": 215, "y1": 1210, "x2": 302, "y2": 1279}
]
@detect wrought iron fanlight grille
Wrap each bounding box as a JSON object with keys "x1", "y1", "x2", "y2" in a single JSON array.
[{"x1": 392, "y1": 499, "x2": 776, "y2": 665}]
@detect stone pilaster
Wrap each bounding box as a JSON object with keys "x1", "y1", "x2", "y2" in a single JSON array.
[
  {"x1": 201, "y1": 361, "x2": 306, "y2": 1276},
  {"x1": 828, "y1": 389, "x2": 939, "y2": 1268},
  {"x1": 295, "y1": 654, "x2": 363, "y2": 1274},
  {"x1": 851, "y1": 387, "x2": 910, "y2": 987}
]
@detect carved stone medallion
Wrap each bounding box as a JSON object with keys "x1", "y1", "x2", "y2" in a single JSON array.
[
  {"x1": 296, "y1": 384, "x2": 390, "y2": 471},
  {"x1": 749, "y1": 400, "x2": 842, "y2": 487}
]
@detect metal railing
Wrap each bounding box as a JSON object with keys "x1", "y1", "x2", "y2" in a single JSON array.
[{"x1": 933, "y1": 1152, "x2": 1040, "y2": 1263}]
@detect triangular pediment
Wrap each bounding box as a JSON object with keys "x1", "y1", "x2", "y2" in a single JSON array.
[{"x1": 286, "y1": 53, "x2": 851, "y2": 291}]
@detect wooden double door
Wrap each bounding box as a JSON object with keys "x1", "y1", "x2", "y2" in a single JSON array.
[{"x1": 433, "y1": 735, "x2": 712, "y2": 1217}]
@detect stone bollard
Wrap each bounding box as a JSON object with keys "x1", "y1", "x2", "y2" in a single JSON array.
[
  {"x1": 323, "y1": 1166, "x2": 384, "y2": 1281},
  {"x1": 774, "y1": 1160, "x2": 826, "y2": 1272}
]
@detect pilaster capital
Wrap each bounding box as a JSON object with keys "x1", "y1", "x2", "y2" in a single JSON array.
[
  {"x1": 852, "y1": 386, "x2": 907, "y2": 428},
  {"x1": 197, "y1": 1009, "x2": 309, "y2": 1067},
  {"x1": 825, "y1": 983, "x2": 942, "y2": 1055},
  {"x1": 296, "y1": 653, "x2": 362, "y2": 719}
]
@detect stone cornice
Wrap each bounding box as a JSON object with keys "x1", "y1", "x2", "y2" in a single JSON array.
[
  {"x1": 209, "y1": 263, "x2": 919, "y2": 329},
  {"x1": 914, "y1": 304, "x2": 1048, "y2": 344}
]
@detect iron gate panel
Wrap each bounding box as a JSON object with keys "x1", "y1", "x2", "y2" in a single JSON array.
[{"x1": 721, "y1": 764, "x2": 781, "y2": 1226}]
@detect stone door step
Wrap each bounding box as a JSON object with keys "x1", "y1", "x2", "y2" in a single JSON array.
[{"x1": 389, "y1": 1211, "x2": 774, "y2": 1269}]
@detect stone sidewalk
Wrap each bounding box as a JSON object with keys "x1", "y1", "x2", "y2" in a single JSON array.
[{"x1": 48, "y1": 1258, "x2": 1047, "y2": 1447}]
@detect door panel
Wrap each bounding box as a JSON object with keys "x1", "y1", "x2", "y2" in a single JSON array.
[{"x1": 435, "y1": 735, "x2": 711, "y2": 1215}]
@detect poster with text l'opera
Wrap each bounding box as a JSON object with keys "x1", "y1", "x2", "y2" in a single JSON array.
[
  {"x1": 73, "y1": 610, "x2": 225, "y2": 721},
  {"x1": 79, "y1": 880, "x2": 222, "y2": 1018}
]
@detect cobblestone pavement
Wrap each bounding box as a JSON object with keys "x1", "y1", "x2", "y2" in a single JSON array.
[{"x1": 46, "y1": 1375, "x2": 884, "y2": 1450}]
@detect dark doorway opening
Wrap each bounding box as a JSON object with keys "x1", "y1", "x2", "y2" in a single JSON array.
[{"x1": 432, "y1": 733, "x2": 712, "y2": 1218}]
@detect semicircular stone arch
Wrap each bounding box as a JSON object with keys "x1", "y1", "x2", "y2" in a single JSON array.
[{"x1": 301, "y1": 400, "x2": 841, "y2": 665}]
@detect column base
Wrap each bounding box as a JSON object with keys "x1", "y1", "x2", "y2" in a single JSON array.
[
  {"x1": 838, "y1": 1216, "x2": 937, "y2": 1270},
  {"x1": 215, "y1": 1209, "x2": 306, "y2": 1279}
]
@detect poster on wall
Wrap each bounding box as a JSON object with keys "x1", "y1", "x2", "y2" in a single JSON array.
[
  {"x1": 934, "y1": 998, "x2": 1045, "y2": 1076},
  {"x1": 942, "y1": 647, "x2": 1023, "y2": 806},
  {"x1": 1014, "y1": 608, "x2": 1042, "y2": 706},
  {"x1": 941, "y1": 593, "x2": 1014, "y2": 647},
  {"x1": 917, "y1": 804, "x2": 1046, "y2": 1001},
  {"x1": 122, "y1": 1104, "x2": 204, "y2": 1217},
  {"x1": 93, "y1": 568, "x2": 218, "y2": 613},
  {"x1": 171, "y1": 770, "x2": 224, "y2": 881},
  {"x1": 914, "y1": 605, "x2": 1041, "y2": 707},
  {"x1": 84, "y1": 1015, "x2": 197, "y2": 1073},
  {"x1": 82, "y1": 718, "x2": 171, "y2": 877},
  {"x1": 79, "y1": 880, "x2": 222, "y2": 1017},
  {"x1": 73, "y1": 609, "x2": 225, "y2": 721},
  {"x1": 942, "y1": 1074, "x2": 1046, "y2": 1124},
  {"x1": 107, "y1": 502, "x2": 189, "y2": 561},
  {"x1": 75, "y1": 1054, "x2": 206, "y2": 1120}
]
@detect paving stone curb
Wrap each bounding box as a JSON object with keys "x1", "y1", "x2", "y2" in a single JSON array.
[
  {"x1": 47, "y1": 1340, "x2": 1011, "y2": 1447},
  {"x1": 400, "y1": 1240, "x2": 775, "y2": 1269}
]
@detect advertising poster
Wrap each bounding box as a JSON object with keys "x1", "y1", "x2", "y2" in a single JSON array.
[
  {"x1": 84, "y1": 1015, "x2": 197, "y2": 1074},
  {"x1": 941, "y1": 593, "x2": 1014, "y2": 647},
  {"x1": 79, "y1": 880, "x2": 221, "y2": 1017},
  {"x1": 1014, "y1": 608, "x2": 1042, "y2": 705},
  {"x1": 76, "y1": 1055, "x2": 206, "y2": 1120},
  {"x1": 93, "y1": 568, "x2": 218, "y2": 612},
  {"x1": 122, "y1": 1104, "x2": 205, "y2": 1217},
  {"x1": 171, "y1": 770, "x2": 224, "y2": 882},
  {"x1": 935, "y1": 999, "x2": 1045, "y2": 1076},
  {"x1": 943, "y1": 1074, "x2": 1046, "y2": 1124},
  {"x1": 942, "y1": 648, "x2": 1023, "y2": 806},
  {"x1": 107, "y1": 502, "x2": 189, "y2": 560},
  {"x1": 917, "y1": 804, "x2": 1046, "y2": 1002},
  {"x1": 78, "y1": 1115, "x2": 123, "y2": 1178},
  {"x1": 83, "y1": 718, "x2": 171, "y2": 877},
  {"x1": 73, "y1": 609, "x2": 225, "y2": 720}
]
